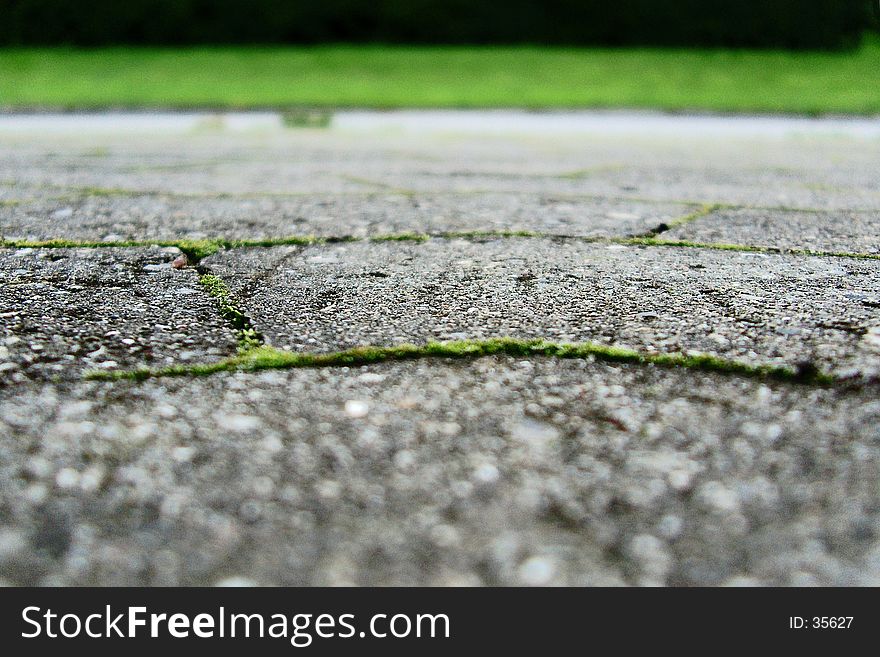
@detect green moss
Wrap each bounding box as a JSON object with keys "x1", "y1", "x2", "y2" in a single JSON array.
[
  {"x1": 557, "y1": 164, "x2": 624, "y2": 180},
  {"x1": 230, "y1": 236, "x2": 332, "y2": 248},
  {"x1": 440, "y1": 230, "x2": 544, "y2": 240},
  {"x1": 85, "y1": 337, "x2": 836, "y2": 385},
  {"x1": 0, "y1": 231, "x2": 568, "y2": 255},
  {"x1": 372, "y1": 230, "x2": 545, "y2": 242},
  {"x1": 667, "y1": 203, "x2": 719, "y2": 228},
  {"x1": 0, "y1": 237, "x2": 157, "y2": 250},
  {"x1": 626, "y1": 238, "x2": 880, "y2": 260},
  {"x1": 178, "y1": 236, "x2": 331, "y2": 259},
  {"x1": 71, "y1": 185, "x2": 143, "y2": 197},
  {"x1": 622, "y1": 237, "x2": 772, "y2": 252},
  {"x1": 197, "y1": 274, "x2": 263, "y2": 352},
  {"x1": 339, "y1": 175, "x2": 415, "y2": 195},
  {"x1": 174, "y1": 239, "x2": 226, "y2": 260},
  {"x1": 4, "y1": 231, "x2": 880, "y2": 263},
  {"x1": 0, "y1": 236, "x2": 227, "y2": 260},
  {"x1": 787, "y1": 248, "x2": 880, "y2": 261},
  {"x1": 637, "y1": 203, "x2": 719, "y2": 237},
  {"x1": 6, "y1": 227, "x2": 880, "y2": 265},
  {"x1": 369, "y1": 232, "x2": 431, "y2": 242}
]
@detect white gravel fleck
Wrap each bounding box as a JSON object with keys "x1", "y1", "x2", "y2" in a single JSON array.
[
  {"x1": 517, "y1": 556, "x2": 557, "y2": 586},
  {"x1": 344, "y1": 400, "x2": 370, "y2": 418}
]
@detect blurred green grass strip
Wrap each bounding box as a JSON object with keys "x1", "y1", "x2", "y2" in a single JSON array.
[{"x1": 1, "y1": 39, "x2": 879, "y2": 114}]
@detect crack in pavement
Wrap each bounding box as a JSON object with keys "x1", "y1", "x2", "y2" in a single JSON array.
[
  {"x1": 84, "y1": 337, "x2": 849, "y2": 387},
  {"x1": 4, "y1": 231, "x2": 879, "y2": 262},
  {"x1": 636, "y1": 203, "x2": 720, "y2": 238},
  {"x1": 6, "y1": 225, "x2": 878, "y2": 387},
  {"x1": 6, "y1": 179, "x2": 880, "y2": 215},
  {"x1": 196, "y1": 272, "x2": 264, "y2": 353}
]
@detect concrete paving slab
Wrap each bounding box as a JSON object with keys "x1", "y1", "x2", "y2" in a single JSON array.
[
  {"x1": 0, "y1": 166, "x2": 370, "y2": 197},
  {"x1": 2, "y1": 126, "x2": 879, "y2": 212},
  {"x1": 0, "y1": 247, "x2": 237, "y2": 384},
  {"x1": 359, "y1": 165, "x2": 880, "y2": 212},
  {"x1": 0, "y1": 193, "x2": 691, "y2": 242},
  {"x1": 2, "y1": 114, "x2": 879, "y2": 588},
  {"x1": 204, "y1": 239, "x2": 880, "y2": 378},
  {"x1": 1, "y1": 358, "x2": 878, "y2": 586},
  {"x1": 665, "y1": 207, "x2": 880, "y2": 254}
]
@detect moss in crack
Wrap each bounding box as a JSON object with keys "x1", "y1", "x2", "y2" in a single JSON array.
[
  {"x1": 0, "y1": 236, "x2": 225, "y2": 261},
  {"x1": 84, "y1": 337, "x2": 837, "y2": 385},
  {"x1": 338, "y1": 175, "x2": 416, "y2": 196},
  {"x1": 4, "y1": 232, "x2": 879, "y2": 265},
  {"x1": 0, "y1": 231, "x2": 575, "y2": 254},
  {"x1": 557, "y1": 164, "x2": 625, "y2": 180},
  {"x1": 669, "y1": 203, "x2": 720, "y2": 228},
  {"x1": 0, "y1": 236, "x2": 326, "y2": 261},
  {"x1": 188, "y1": 235, "x2": 334, "y2": 258},
  {"x1": 440, "y1": 229, "x2": 545, "y2": 240},
  {"x1": 227, "y1": 236, "x2": 336, "y2": 248},
  {"x1": 1, "y1": 237, "x2": 147, "y2": 250},
  {"x1": 371, "y1": 231, "x2": 545, "y2": 242},
  {"x1": 792, "y1": 249, "x2": 880, "y2": 261},
  {"x1": 623, "y1": 237, "x2": 776, "y2": 252},
  {"x1": 70, "y1": 186, "x2": 146, "y2": 197},
  {"x1": 369, "y1": 232, "x2": 431, "y2": 242},
  {"x1": 197, "y1": 273, "x2": 263, "y2": 352},
  {"x1": 173, "y1": 239, "x2": 227, "y2": 261},
  {"x1": 624, "y1": 238, "x2": 880, "y2": 260},
  {"x1": 638, "y1": 203, "x2": 719, "y2": 237}
]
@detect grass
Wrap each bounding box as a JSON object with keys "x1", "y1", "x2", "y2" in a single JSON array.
[
  {"x1": 84, "y1": 337, "x2": 836, "y2": 385},
  {"x1": 1, "y1": 38, "x2": 879, "y2": 114}
]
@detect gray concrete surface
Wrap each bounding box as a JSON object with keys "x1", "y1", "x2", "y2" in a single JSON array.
[
  {"x1": 204, "y1": 240, "x2": 880, "y2": 379},
  {"x1": 665, "y1": 207, "x2": 880, "y2": 254},
  {"x1": 0, "y1": 247, "x2": 237, "y2": 384},
  {"x1": 0, "y1": 194, "x2": 692, "y2": 242},
  {"x1": 2, "y1": 360, "x2": 879, "y2": 586},
  {"x1": 1, "y1": 112, "x2": 879, "y2": 586}
]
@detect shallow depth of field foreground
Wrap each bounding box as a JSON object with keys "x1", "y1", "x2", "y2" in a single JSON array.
[{"x1": 1, "y1": 112, "x2": 880, "y2": 586}]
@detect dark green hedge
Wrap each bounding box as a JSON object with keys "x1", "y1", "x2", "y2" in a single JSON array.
[{"x1": 0, "y1": 1, "x2": 873, "y2": 48}]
